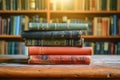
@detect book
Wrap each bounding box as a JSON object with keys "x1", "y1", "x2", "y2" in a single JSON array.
[
  {"x1": 28, "y1": 55, "x2": 91, "y2": 64},
  {"x1": 25, "y1": 38, "x2": 84, "y2": 47},
  {"x1": 0, "y1": 0, "x2": 2, "y2": 10},
  {"x1": 29, "y1": 0, "x2": 35, "y2": 10},
  {"x1": 28, "y1": 23, "x2": 88, "y2": 31},
  {"x1": 22, "y1": 30, "x2": 86, "y2": 39},
  {"x1": 28, "y1": 47, "x2": 92, "y2": 55}
]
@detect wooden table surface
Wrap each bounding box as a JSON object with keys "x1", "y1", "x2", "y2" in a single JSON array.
[{"x1": 0, "y1": 55, "x2": 120, "y2": 79}]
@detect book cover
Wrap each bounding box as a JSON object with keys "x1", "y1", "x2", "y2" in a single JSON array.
[
  {"x1": 28, "y1": 55, "x2": 91, "y2": 64},
  {"x1": 25, "y1": 38, "x2": 84, "y2": 47},
  {"x1": 28, "y1": 23, "x2": 88, "y2": 31},
  {"x1": 22, "y1": 30, "x2": 86, "y2": 39},
  {"x1": 28, "y1": 47, "x2": 92, "y2": 55}
]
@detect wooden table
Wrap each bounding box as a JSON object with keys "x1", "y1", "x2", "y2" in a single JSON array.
[{"x1": 0, "y1": 55, "x2": 120, "y2": 80}]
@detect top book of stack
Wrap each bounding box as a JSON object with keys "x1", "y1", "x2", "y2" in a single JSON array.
[{"x1": 28, "y1": 23, "x2": 88, "y2": 31}]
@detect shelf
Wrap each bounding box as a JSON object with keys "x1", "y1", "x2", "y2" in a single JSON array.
[
  {"x1": 0, "y1": 35, "x2": 23, "y2": 41},
  {"x1": 0, "y1": 10, "x2": 48, "y2": 14},
  {"x1": 50, "y1": 10, "x2": 120, "y2": 14},
  {"x1": 83, "y1": 36, "x2": 120, "y2": 42},
  {"x1": 0, "y1": 10, "x2": 120, "y2": 14}
]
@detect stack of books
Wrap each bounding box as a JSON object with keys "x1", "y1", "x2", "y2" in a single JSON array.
[{"x1": 22, "y1": 23, "x2": 92, "y2": 65}]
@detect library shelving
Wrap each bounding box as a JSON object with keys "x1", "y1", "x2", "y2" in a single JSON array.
[
  {"x1": 0, "y1": 0, "x2": 120, "y2": 79},
  {"x1": 0, "y1": 0, "x2": 120, "y2": 55}
]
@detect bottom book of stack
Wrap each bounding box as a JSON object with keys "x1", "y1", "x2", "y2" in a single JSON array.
[{"x1": 28, "y1": 47, "x2": 92, "y2": 65}]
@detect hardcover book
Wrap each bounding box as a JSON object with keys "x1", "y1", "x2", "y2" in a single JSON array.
[
  {"x1": 25, "y1": 38, "x2": 84, "y2": 47},
  {"x1": 28, "y1": 55, "x2": 91, "y2": 64},
  {"x1": 28, "y1": 23, "x2": 88, "y2": 31},
  {"x1": 22, "y1": 30, "x2": 86, "y2": 39},
  {"x1": 28, "y1": 47, "x2": 92, "y2": 55}
]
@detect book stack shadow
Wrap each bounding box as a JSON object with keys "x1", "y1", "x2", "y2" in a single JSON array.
[{"x1": 21, "y1": 23, "x2": 92, "y2": 65}]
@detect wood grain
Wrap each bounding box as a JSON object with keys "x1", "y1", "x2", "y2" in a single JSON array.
[{"x1": 0, "y1": 64, "x2": 120, "y2": 78}]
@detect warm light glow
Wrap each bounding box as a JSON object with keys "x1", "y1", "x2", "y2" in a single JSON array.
[
  {"x1": 51, "y1": 0, "x2": 71, "y2": 3},
  {"x1": 63, "y1": 0, "x2": 71, "y2": 3},
  {"x1": 51, "y1": 0, "x2": 72, "y2": 10}
]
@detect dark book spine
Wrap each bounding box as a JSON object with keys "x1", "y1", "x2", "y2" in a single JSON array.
[
  {"x1": 117, "y1": 42, "x2": 120, "y2": 55},
  {"x1": 0, "y1": 0, "x2": 2, "y2": 10},
  {"x1": 102, "y1": 0, "x2": 107, "y2": 10},
  {"x1": 28, "y1": 55, "x2": 91, "y2": 65},
  {"x1": 22, "y1": 30, "x2": 86, "y2": 39},
  {"x1": 25, "y1": 38, "x2": 84, "y2": 47},
  {"x1": 28, "y1": 23, "x2": 88, "y2": 30}
]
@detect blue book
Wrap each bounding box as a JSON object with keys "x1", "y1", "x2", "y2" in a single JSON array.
[
  {"x1": 95, "y1": 42, "x2": 101, "y2": 55},
  {"x1": 11, "y1": 42, "x2": 15, "y2": 55},
  {"x1": 22, "y1": 42, "x2": 25, "y2": 55},
  {"x1": 16, "y1": 16, "x2": 21, "y2": 35},
  {"x1": 8, "y1": 42, "x2": 10, "y2": 54},
  {"x1": 113, "y1": 15, "x2": 117, "y2": 36}
]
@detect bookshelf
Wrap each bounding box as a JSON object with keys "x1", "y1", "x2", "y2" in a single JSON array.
[
  {"x1": 0, "y1": 0, "x2": 120, "y2": 79},
  {"x1": 0, "y1": 0, "x2": 120, "y2": 55}
]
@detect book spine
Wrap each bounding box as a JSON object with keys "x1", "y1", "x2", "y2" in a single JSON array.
[
  {"x1": 22, "y1": 30, "x2": 87, "y2": 39},
  {"x1": 29, "y1": 0, "x2": 35, "y2": 10},
  {"x1": 28, "y1": 23, "x2": 88, "y2": 30},
  {"x1": 25, "y1": 38, "x2": 84, "y2": 47},
  {"x1": 117, "y1": 42, "x2": 120, "y2": 55},
  {"x1": 0, "y1": 17, "x2": 2, "y2": 34},
  {"x1": 15, "y1": 16, "x2": 21, "y2": 35},
  {"x1": 102, "y1": 0, "x2": 107, "y2": 10},
  {"x1": 118, "y1": 19, "x2": 120, "y2": 35},
  {"x1": 0, "y1": 0, "x2": 2, "y2": 10},
  {"x1": 113, "y1": 15, "x2": 117, "y2": 36},
  {"x1": 28, "y1": 47, "x2": 92, "y2": 55},
  {"x1": 28, "y1": 55, "x2": 91, "y2": 65}
]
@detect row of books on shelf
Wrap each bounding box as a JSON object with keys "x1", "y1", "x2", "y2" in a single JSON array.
[
  {"x1": 0, "y1": 16, "x2": 24, "y2": 35},
  {"x1": 50, "y1": 0, "x2": 120, "y2": 11},
  {"x1": 1, "y1": 0, "x2": 120, "y2": 11},
  {"x1": 0, "y1": 0, "x2": 47, "y2": 10},
  {"x1": 0, "y1": 40, "x2": 28, "y2": 55},
  {"x1": 0, "y1": 15, "x2": 120, "y2": 36},
  {"x1": 85, "y1": 42, "x2": 120, "y2": 55},
  {"x1": 93, "y1": 15, "x2": 120, "y2": 36},
  {"x1": 28, "y1": 14, "x2": 120, "y2": 36},
  {"x1": 51, "y1": 15, "x2": 120, "y2": 36},
  {"x1": 0, "y1": 15, "x2": 46, "y2": 35}
]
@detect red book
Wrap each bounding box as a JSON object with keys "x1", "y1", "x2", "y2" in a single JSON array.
[
  {"x1": 28, "y1": 55, "x2": 91, "y2": 65},
  {"x1": 28, "y1": 47, "x2": 92, "y2": 55},
  {"x1": 102, "y1": 18, "x2": 108, "y2": 36}
]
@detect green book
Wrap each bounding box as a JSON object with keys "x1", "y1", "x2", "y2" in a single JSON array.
[{"x1": 28, "y1": 23, "x2": 88, "y2": 31}]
